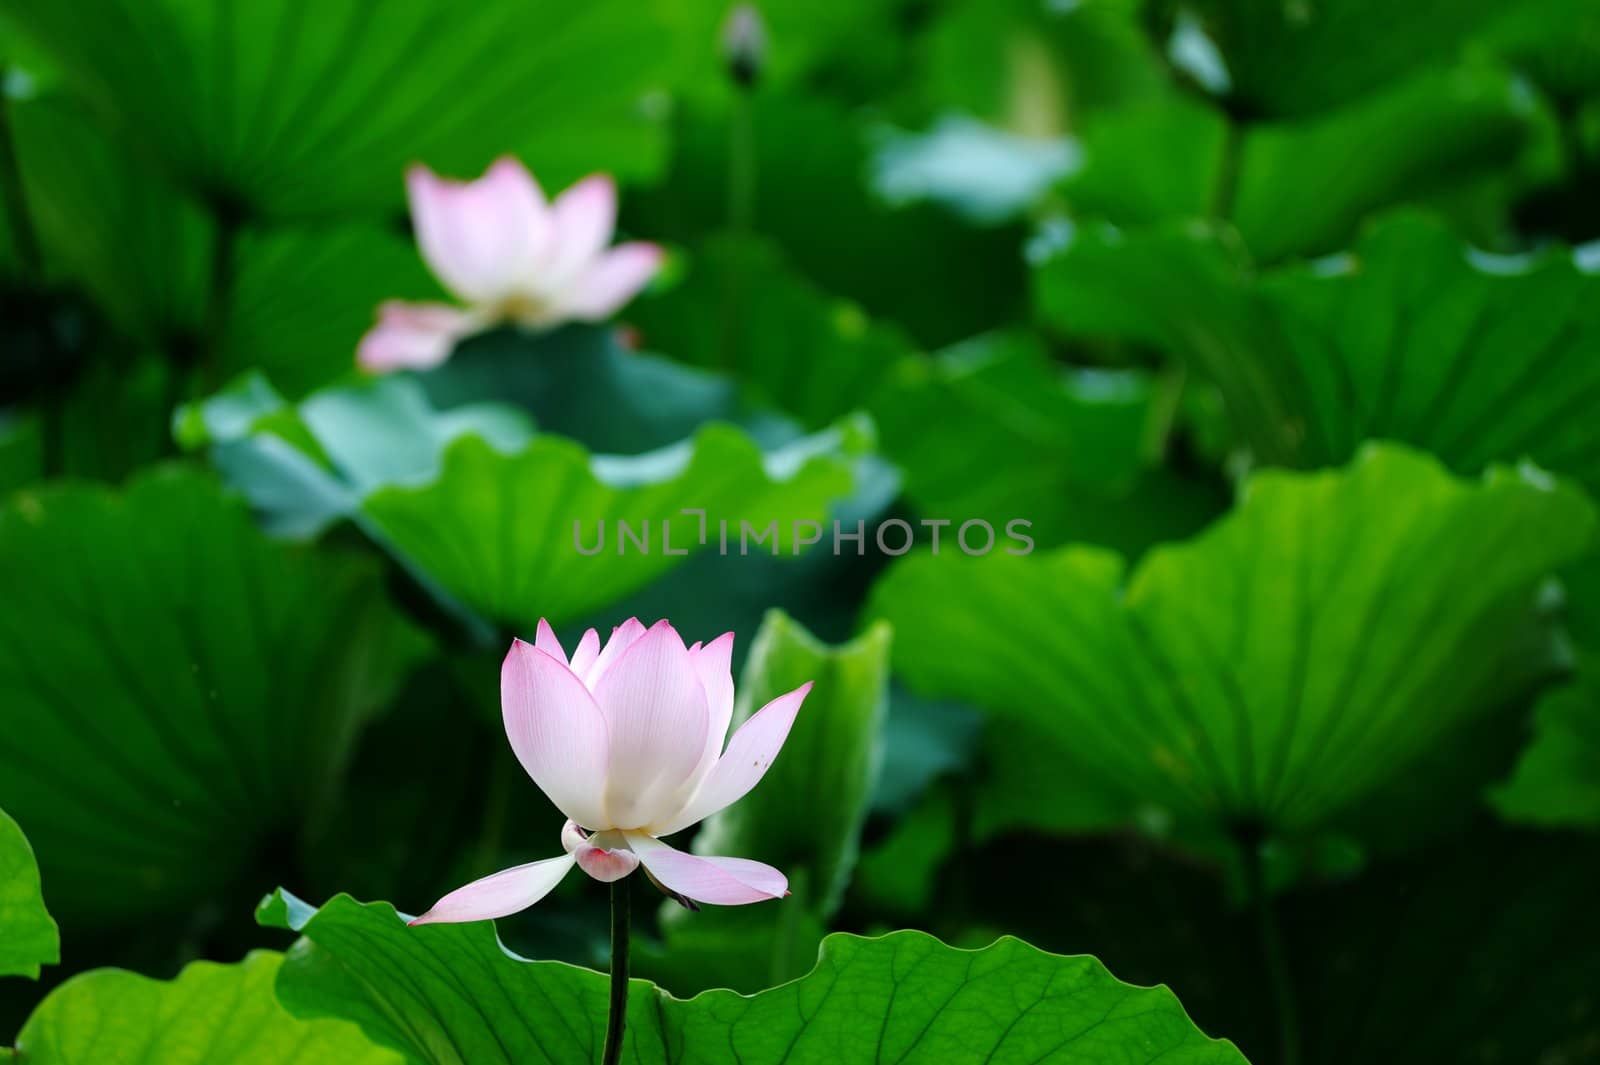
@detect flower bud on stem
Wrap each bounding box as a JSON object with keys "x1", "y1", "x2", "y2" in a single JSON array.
[{"x1": 721, "y1": 5, "x2": 765, "y2": 90}]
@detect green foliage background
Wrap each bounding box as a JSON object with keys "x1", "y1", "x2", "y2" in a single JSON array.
[{"x1": 2, "y1": 0, "x2": 1598, "y2": 1062}]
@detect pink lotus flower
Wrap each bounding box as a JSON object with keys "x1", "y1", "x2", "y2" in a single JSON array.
[
  {"x1": 410, "y1": 619, "x2": 810, "y2": 924},
  {"x1": 358, "y1": 157, "x2": 663, "y2": 372}
]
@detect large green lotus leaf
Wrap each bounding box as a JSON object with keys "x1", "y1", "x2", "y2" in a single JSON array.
[
  {"x1": 0, "y1": 809, "x2": 56, "y2": 980},
  {"x1": 1035, "y1": 212, "x2": 1600, "y2": 492},
  {"x1": 1063, "y1": 68, "x2": 1536, "y2": 262},
  {"x1": 0, "y1": 29, "x2": 58, "y2": 171},
  {"x1": 1492, "y1": 554, "x2": 1600, "y2": 828},
  {"x1": 1230, "y1": 67, "x2": 1539, "y2": 261},
  {"x1": 875, "y1": 331, "x2": 1150, "y2": 498},
  {"x1": 9, "y1": 92, "x2": 209, "y2": 339},
  {"x1": 1556, "y1": 548, "x2": 1600, "y2": 669},
  {"x1": 626, "y1": 234, "x2": 913, "y2": 429},
  {"x1": 869, "y1": 330, "x2": 1227, "y2": 556},
  {"x1": 1254, "y1": 213, "x2": 1600, "y2": 491},
  {"x1": 456, "y1": 326, "x2": 902, "y2": 653},
  {"x1": 182, "y1": 365, "x2": 861, "y2": 623},
  {"x1": 0, "y1": 354, "x2": 176, "y2": 489},
  {"x1": 1491, "y1": 681, "x2": 1600, "y2": 827},
  {"x1": 1176, "y1": 0, "x2": 1505, "y2": 119},
  {"x1": 1034, "y1": 216, "x2": 1332, "y2": 469},
  {"x1": 1062, "y1": 97, "x2": 1228, "y2": 225},
  {"x1": 10, "y1": 93, "x2": 438, "y2": 396},
  {"x1": 257, "y1": 890, "x2": 1245, "y2": 1064},
  {"x1": 11, "y1": 951, "x2": 398, "y2": 1064},
  {"x1": 177, "y1": 371, "x2": 537, "y2": 538},
  {"x1": 868, "y1": 445, "x2": 1596, "y2": 853},
  {"x1": 644, "y1": 612, "x2": 891, "y2": 994},
  {"x1": 222, "y1": 225, "x2": 435, "y2": 396},
  {"x1": 179, "y1": 367, "x2": 864, "y2": 636},
  {"x1": 1484, "y1": 0, "x2": 1600, "y2": 103},
  {"x1": 0, "y1": 469, "x2": 426, "y2": 928},
  {"x1": 627, "y1": 92, "x2": 1027, "y2": 348},
  {"x1": 361, "y1": 421, "x2": 860, "y2": 633},
  {"x1": 0, "y1": 0, "x2": 668, "y2": 219}
]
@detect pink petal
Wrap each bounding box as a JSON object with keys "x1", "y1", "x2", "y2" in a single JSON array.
[
  {"x1": 562, "y1": 821, "x2": 640, "y2": 882},
  {"x1": 502, "y1": 639, "x2": 610, "y2": 829},
  {"x1": 671, "y1": 633, "x2": 735, "y2": 804},
  {"x1": 356, "y1": 300, "x2": 477, "y2": 372},
  {"x1": 557, "y1": 242, "x2": 663, "y2": 320},
  {"x1": 691, "y1": 633, "x2": 736, "y2": 751},
  {"x1": 568, "y1": 629, "x2": 601, "y2": 678},
  {"x1": 573, "y1": 842, "x2": 640, "y2": 883},
  {"x1": 651, "y1": 682, "x2": 811, "y2": 837},
  {"x1": 534, "y1": 619, "x2": 567, "y2": 664},
  {"x1": 623, "y1": 832, "x2": 786, "y2": 905},
  {"x1": 593, "y1": 620, "x2": 710, "y2": 829},
  {"x1": 561, "y1": 819, "x2": 588, "y2": 853},
  {"x1": 407, "y1": 853, "x2": 575, "y2": 925},
  {"x1": 580, "y1": 618, "x2": 648, "y2": 688},
  {"x1": 541, "y1": 174, "x2": 617, "y2": 290},
  {"x1": 407, "y1": 157, "x2": 549, "y2": 305}
]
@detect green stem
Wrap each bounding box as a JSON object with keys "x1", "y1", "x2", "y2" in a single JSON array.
[
  {"x1": 1142, "y1": 361, "x2": 1188, "y2": 464},
  {"x1": 1241, "y1": 835, "x2": 1299, "y2": 1065},
  {"x1": 718, "y1": 87, "x2": 756, "y2": 373},
  {"x1": 728, "y1": 89, "x2": 756, "y2": 236},
  {"x1": 164, "y1": 202, "x2": 242, "y2": 441},
  {"x1": 1210, "y1": 115, "x2": 1244, "y2": 222},
  {"x1": 601, "y1": 878, "x2": 630, "y2": 1065},
  {"x1": 199, "y1": 206, "x2": 242, "y2": 395}
]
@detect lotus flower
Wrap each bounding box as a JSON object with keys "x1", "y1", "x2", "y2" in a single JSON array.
[
  {"x1": 410, "y1": 619, "x2": 810, "y2": 924},
  {"x1": 358, "y1": 157, "x2": 663, "y2": 373}
]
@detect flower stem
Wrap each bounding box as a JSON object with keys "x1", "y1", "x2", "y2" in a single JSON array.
[
  {"x1": 1210, "y1": 114, "x2": 1244, "y2": 222},
  {"x1": 728, "y1": 88, "x2": 756, "y2": 236},
  {"x1": 200, "y1": 203, "x2": 242, "y2": 394},
  {"x1": 718, "y1": 84, "x2": 756, "y2": 374},
  {"x1": 1141, "y1": 361, "x2": 1188, "y2": 464},
  {"x1": 601, "y1": 877, "x2": 630, "y2": 1065},
  {"x1": 1240, "y1": 830, "x2": 1299, "y2": 1065}
]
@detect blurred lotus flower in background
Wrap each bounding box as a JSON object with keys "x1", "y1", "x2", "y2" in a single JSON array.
[
  {"x1": 410, "y1": 618, "x2": 810, "y2": 924},
  {"x1": 358, "y1": 157, "x2": 663, "y2": 372}
]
